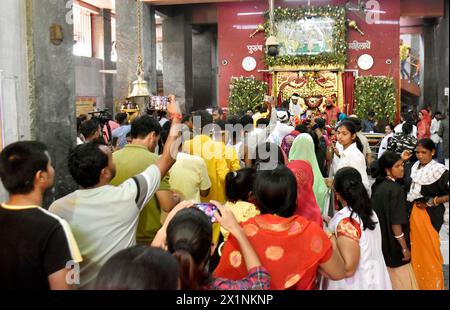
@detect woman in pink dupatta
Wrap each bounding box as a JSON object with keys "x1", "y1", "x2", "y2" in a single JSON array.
[
  {"x1": 287, "y1": 160, "x2": 323, "y2": 228},
  {"x1": 417, "y1": 109, "x2": 431, "y2": 139},
  {"x1": 281, "y1": 131, "x2": 300, "y2": 156}
]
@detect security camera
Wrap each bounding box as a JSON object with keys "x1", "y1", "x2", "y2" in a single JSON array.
[{"x1": 265, "y1": 35, "x2": 279, "y2": 57}]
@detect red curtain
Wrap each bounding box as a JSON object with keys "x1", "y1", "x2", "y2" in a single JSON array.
[
  {"x1": 343, "y1": 71, "x2": 356, "y2": 115},
  {"x1": 263, "y1": 72, "x2": 273, "y2": 95}
]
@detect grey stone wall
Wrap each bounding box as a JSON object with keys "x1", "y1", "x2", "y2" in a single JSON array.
[
  {"x1": 76, "y1": 57, "x2": 105, "y2": 109},
  {"x1": 0, "y1": 0, "x2": 31, "y2": 145},
  {"x1": 0, "y1": 0, "x2": 31, "y2": 201},
  {"x1": 116, "y1": 1, "x2": 156, "y2": 104},
  {"x1": 28, "y1": 0, "x2": 77, "y2": 207}
]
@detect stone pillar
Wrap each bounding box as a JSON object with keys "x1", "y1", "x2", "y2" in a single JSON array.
[
  {"x1": 192, "y1": 30, "x2": 214, "y2": 111},
  {"x1": 102, "y1": 9, "x2": 115, "y2": 113},
  {"x1": 162, "y1": 11, "x2": 193, "y2": 113},
  {"x1": 116, "y1": 1, "x2": 157, "y2": 102},
  {"x1": 27, "y1": 0, "x2": 77, "y2": 206},
  {"x1": 422, "y1": 18, "x2": 439, "y2": 111},
  {"x1": 435, "y1": 2, "x2": 449, "y2": 114}
]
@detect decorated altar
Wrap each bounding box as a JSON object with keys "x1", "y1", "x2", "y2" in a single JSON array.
[
  {"x1": 265, "y1": 6, "x2": 347, "y2": 114},
  {"x1": 224, "y1": 2, "x2": 398, "y2": 122}
]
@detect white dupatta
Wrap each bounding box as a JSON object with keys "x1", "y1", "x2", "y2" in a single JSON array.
[{"x1": 407, "y1": 160, "x2": 447, "y2": 202}]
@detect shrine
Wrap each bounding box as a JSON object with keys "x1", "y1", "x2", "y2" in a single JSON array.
[{"x1": 222, "y1": 1, "x2": 399, "y2": 124}]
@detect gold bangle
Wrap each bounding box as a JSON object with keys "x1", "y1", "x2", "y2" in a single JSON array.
[
  {"x1": 327, "y1": 232, "x2": 335, "y2": 239},
  {"x1": 433, "y1": 196, "x2": 439, "y2": 206}
]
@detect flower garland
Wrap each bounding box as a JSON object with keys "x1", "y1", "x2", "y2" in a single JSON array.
[
  {"x1": 228, "y1": 77, "x2": 268, "y2": 115},
  {"x1": 354, "y1": 76, "x2": 397, "y2": 122},
  {"x1": 264, "y1": 6, "x2": 347, "y2": 67}
]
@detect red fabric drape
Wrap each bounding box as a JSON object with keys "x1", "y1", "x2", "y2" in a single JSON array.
[
  {"x1": 263, "y1": 72, "x2": 273, "y2": 96},
  {"x1": 343, "y1": 71, "x2": 356, "y2": 116}
]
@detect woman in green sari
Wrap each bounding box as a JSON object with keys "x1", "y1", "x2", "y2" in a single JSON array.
[{"x1": 289, "y1": 133, "x2": 329, "y2": 214}]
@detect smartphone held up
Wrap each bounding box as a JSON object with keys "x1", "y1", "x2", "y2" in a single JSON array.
[{"x1": 194, "y1": 203, "x2": 219, "y2": 223}]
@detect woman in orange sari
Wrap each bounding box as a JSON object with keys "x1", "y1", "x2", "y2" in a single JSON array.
[
  {"x1": 287, "y1": 160, "x2": 323, "y2": 228},
  {"x1": 407, "y1": 139, "x2": 449, "y2": 290},
  {"x1": 214, "y1": 166, "x2": 346, "y2": 290},
  {"x1": 417, "y1": 109, "x2": 431, "y2": 139}
]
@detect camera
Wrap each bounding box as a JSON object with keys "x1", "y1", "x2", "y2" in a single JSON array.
[
  {"x1": 265, "y1": 35, "x2": 280, "y2": 57},
  {"x1": 88, "y1": 109, "x2": 112, "y2": 126},
  {"x1": 88, "y1": 109, "x2": 113, "y2": 143}
]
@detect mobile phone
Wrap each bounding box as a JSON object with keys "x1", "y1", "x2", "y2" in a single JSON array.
[
  {"x1": 150, "y1": 96, "x2": 168, "y2": 111},
  {"x1": 194, "y1": 203, "x2": 219, "y2": 223}
]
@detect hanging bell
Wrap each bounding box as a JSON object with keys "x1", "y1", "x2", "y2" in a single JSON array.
[{"x1": 129, "y1": 75, "x2": 151, "y2": 98}]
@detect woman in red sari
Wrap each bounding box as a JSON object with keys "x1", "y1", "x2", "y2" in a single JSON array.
[
  {"x1": 214, "y1": 166, "x2": 345, "y2": 290},
  {"x1": 287, "y1": 160, "x2": 323, "y2": 228},
  {"x1": 417, "y1": 109, "x2": 431, "y2": 139}
]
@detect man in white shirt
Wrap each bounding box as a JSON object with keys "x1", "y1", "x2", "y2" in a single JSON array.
[
  {"x1": 431, "y1": 111, "x2": 444, "y2": 164},
  {"x1": 49, "y1": 97, "x2": 182, "y2": 289},
  {"x1": 267, "y1": 110, "x2": 294, "y2": 146},
  {"x1": 287, "y1": 93, "x2": 303, "y2": 119},
  {"x1": 377, "y1": 124, "x2": 395, "y2": 159}
]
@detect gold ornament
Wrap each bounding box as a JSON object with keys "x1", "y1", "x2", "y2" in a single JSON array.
[
  {"x1": 249, "y1": 24, "x2": 265, "y2": 38},
  {"x1": 347, "y1": 19, "x2": 364, "y2": 36}
]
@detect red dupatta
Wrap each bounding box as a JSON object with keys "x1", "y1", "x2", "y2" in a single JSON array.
[
  {"x1": 287, "y1": 160, "x2": 323, "y2": 228},
  {"x1": 214, "y1": 214, "x2": 332, "y2": 290},
  {"x1": 417, "y1": 109, "x2": 431, "y2": 139}
]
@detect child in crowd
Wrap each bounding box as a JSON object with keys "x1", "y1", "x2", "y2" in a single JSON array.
[{"x1": 221, "y1": 168, "x2": 260, "y2": 240}]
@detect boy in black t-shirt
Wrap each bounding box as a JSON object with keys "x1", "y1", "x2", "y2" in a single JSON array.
[{"x1": 0, "y1": 141, "x2": 82, "y2": 290}]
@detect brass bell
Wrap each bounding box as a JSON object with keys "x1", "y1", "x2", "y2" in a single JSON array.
[{"x1": 129, "y1": 75, "x2": 151, "y2": 98}]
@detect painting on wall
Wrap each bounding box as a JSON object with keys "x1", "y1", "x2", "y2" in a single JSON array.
[
  {"x1": 264, "y1": 6, "x2": 347, "y2": 68},
  {"x1": 276, "y1": 17, "x2": 335, "y2": 57},
  {"x1": 76, "y1": 96, "x2": 97, "y2": 116}
]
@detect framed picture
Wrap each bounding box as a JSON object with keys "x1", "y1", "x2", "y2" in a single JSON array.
[
  {"x1": 264, "y1": 6, "x2": 347, "y2": 68},
  {"x1": 275, "y1": 17, "x2": 335, "y2": 56}
]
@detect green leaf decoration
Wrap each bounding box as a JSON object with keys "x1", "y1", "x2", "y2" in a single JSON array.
[
  {"x1": 354, "y1": 76, "x2": 397, "y2": 123},
  {"x1": 228, "y1": 77, "x2": 268, "y2": 115}
]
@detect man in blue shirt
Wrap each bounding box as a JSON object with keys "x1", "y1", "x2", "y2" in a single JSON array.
[{"x1": 112, "y1": 112, "x2": 131, "y2": 149}]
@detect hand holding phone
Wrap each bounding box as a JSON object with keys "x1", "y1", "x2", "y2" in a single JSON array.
[
  {"x1": 194, "y1": 203, "x2": 219, "y2": 223},
  {"x1": 167, "y1": 94, "x2": 182, "y2": 116},
  {"x1": 209, "y1": 200, "x2": 242, "y2": 237},
  {"x1": 150, "y1": 96, "x2": 168, "y2": 111}
]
